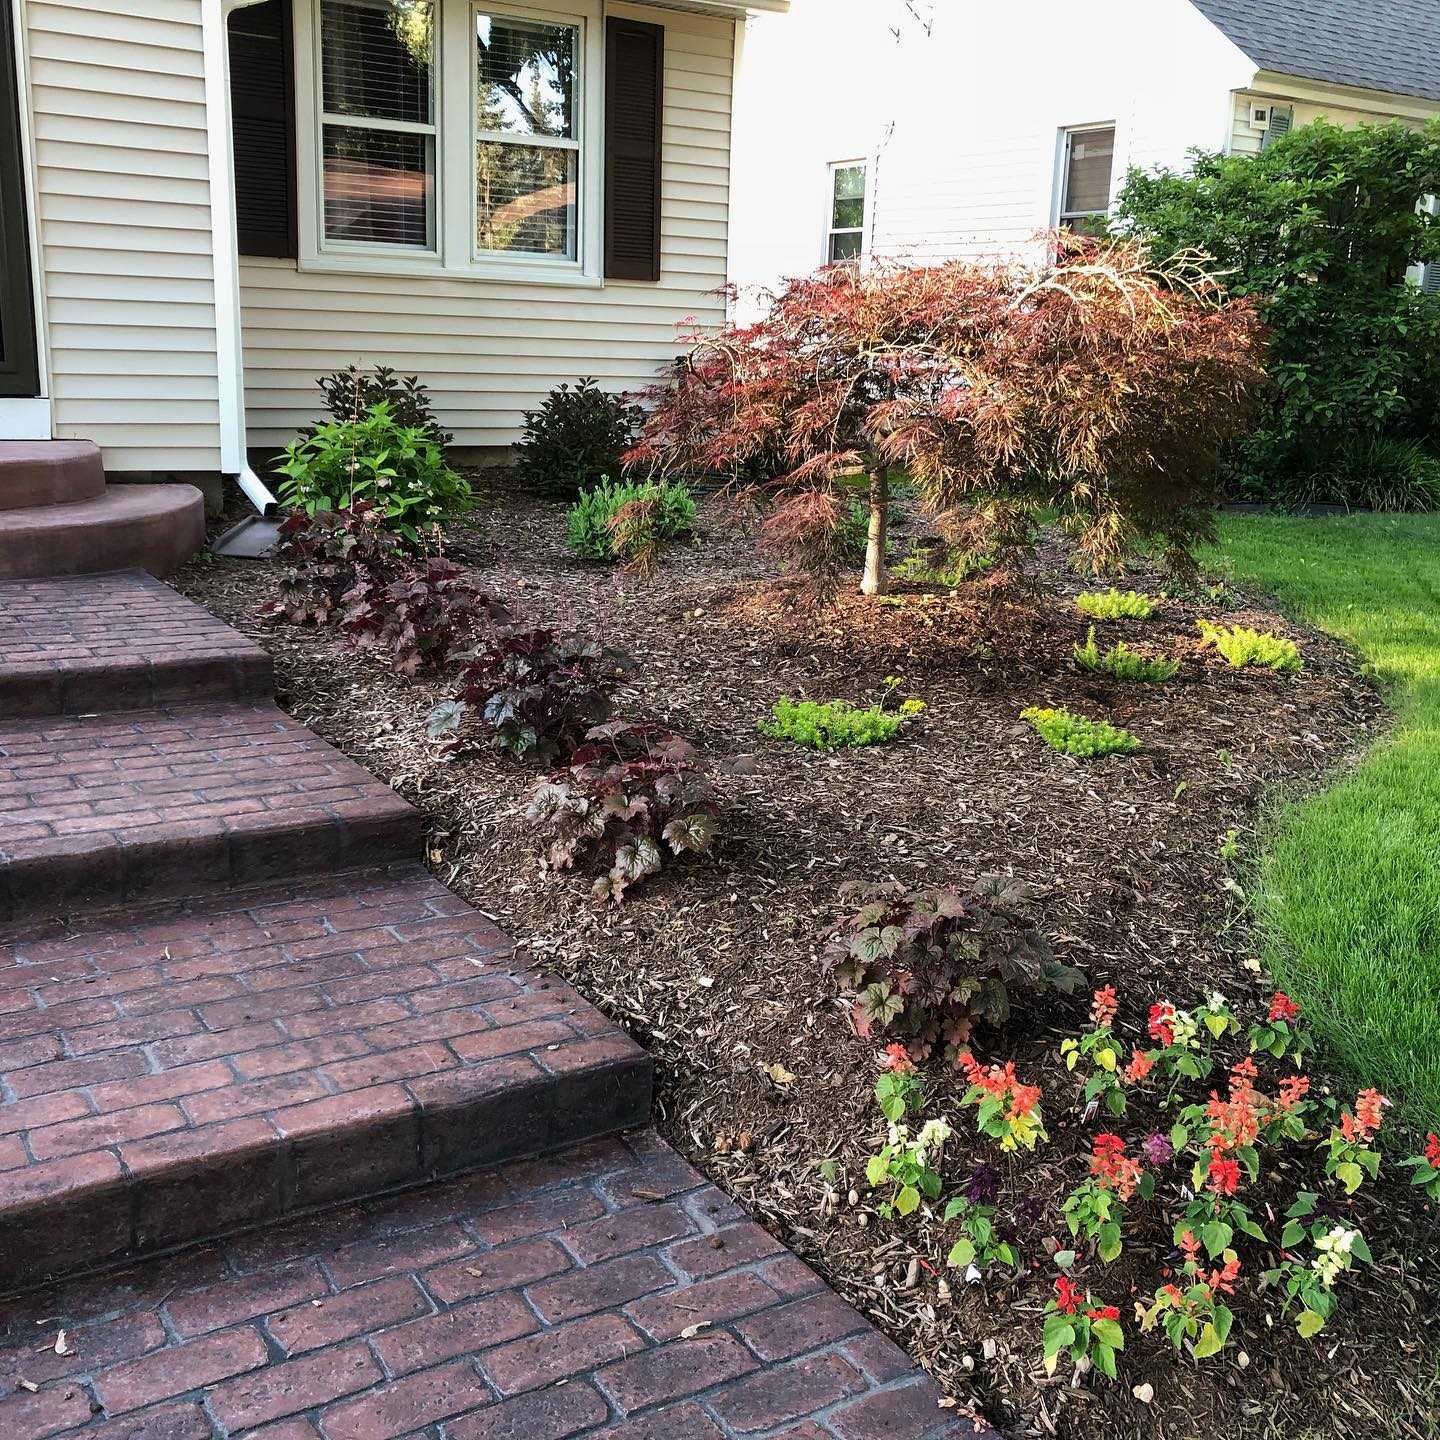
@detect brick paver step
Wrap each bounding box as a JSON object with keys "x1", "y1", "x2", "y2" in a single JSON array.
[
  {"x1": 0, "y1": 571, "x2": 273, "y2": 718},
  {"x1": 0, "y1": 702, "x2": 423, "y2": 923},
  {"x1": 0, "y1": 866, "x2": 651, "y2": 1289},
  {"x1": 0, "y1": 1130, "x2": 984, "y2": 1440}
]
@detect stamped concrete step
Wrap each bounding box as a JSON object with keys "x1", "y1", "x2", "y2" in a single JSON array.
[
  {"x1": 0, "y1": 440, "x2": 105, "y2": 510},
  {"x1": 0, "y1": 1131, "x2": 982, "y2": 1440},
  {"x1": 0, "y1": 482, "x2": 204, "y2": 581},
  {"x1": 0, "y1": 867, "x2": 652, "y2": 1289},
  {"x1": 0, "y1": 571, "x2": 273, "y2": 718},
  {"x1": 0, "y1": 702, "x2": 423, "y2": 923}
]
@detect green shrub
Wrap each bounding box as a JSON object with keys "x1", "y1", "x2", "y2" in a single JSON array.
[
  {"x1": 566, "y1": 478, "x2": 695, "y2": 565},
  {"x1": 316, "y1": 363, "x2": 450, "y2": 445},
  {"x1": 1196, "y1": 620, "x2": 1302, "y2": 672},
  {"x1": 514, "y1": 378, "x2": 644, "y2": 497},
  {"x1": 1022, "y1": 707, "x2": 1139, "y2": 758},
  {"x1": 1074, "y1": 627, "x2": 1179, "y2": 683},
  {"x1": 1277, "y1": 436, "x2": 1440, "y2": 513},
  {"x1": 895, "y1": 539, "x2": 993, "y2": 586},
  {"x1": 760, "y1": 694, "x2": 923, "y2": 751},
  {"x1": 1076, "y1": 588, "x2": 1156, "y2": 621},
  {"x1": 277, "y1": 403, "x2": 473, "y2": 545}
]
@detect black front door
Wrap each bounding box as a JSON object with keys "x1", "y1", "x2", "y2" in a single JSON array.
[{"x1": 0, "y1": 0, "x2": 38, "y2": 399}]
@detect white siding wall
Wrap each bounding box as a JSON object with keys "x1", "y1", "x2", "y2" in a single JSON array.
[
  {"x1": 23, "y1": 0, "x2": 223, "y2": 472},
  {"x1": 239, "y1": 2, "x2": 735, "y2": 451},
  {"x1": 1230, "y1": 88, "x2": 1440, "y2": 155}
]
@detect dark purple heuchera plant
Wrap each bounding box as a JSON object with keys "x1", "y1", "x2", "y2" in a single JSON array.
[
  {"x1": 526, "y1": 721, "x2": 724, "y2": 902},
  {"x1": 264, "y1": 503, "x2": 404, "y2": 628}
]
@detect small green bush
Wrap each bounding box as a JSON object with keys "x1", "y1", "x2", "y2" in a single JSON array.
[
  {"x1": 1196, "y1": 620, "x2": 1302, "y2": 672},
  {"x1": 277, "y1": 403, "x2": 473, "y2": 545},
  {"x1": 316, "y1": 363, "x2": 451, "y2": 446},
  {"x1": 1076, "y1": 588, "x2": 1156, "y2": 621},
  {"x1": 895, "y1": 539, "x2": 993, "y2": 587},
  {"x1": 1022, "y1": 707, "x2": 1138, "y2": 758},
  {"x1": 1278, "y1": 436, "x2": 1440, "y2": 514},
  {"x1": 760, "y1": 695, "x2": 922, "y2": 751},
  {"x1": 566, "y1": 478, "x2": 696, "y2": 565},
  {"x1": 514, "y1": 378, "x2": 644, "y2": 497},
  {"x1": 1073, "y1": 627, "x2": 1179, "y2": 683}
]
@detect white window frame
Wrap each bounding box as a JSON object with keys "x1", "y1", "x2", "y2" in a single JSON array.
[
  {"x1": 1053, "y1": 123, "x2": 1117, "y2": 230},
  {"x1": 293, "y1": 0, "x2": 605, "y2": 287},
  {"x1": 824, "y1": 158, "x2": 869, "y2": 264}
]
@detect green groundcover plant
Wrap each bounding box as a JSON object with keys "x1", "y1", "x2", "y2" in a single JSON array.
[
  {"x1": 1074, "y1": 627, "x2": 1179, "y2": 683},
  {"x1": 1022, "y1": 706, "x2": 1139, "y2": 758},
  {"x1": 760, "y1": 689, "x2": 923, "y2": 751},
  {"x1": 1197, "y1": 619, "x2": 1302, "y2": 672},
  {"x1": 1076, "y1": 588, "x2": 1156, "y2": 621}
]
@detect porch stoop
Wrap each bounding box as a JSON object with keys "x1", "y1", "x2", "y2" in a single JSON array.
[
  {"x1": 0, "y1": 571, "x2": 984, "y2": 1440},
  {"x1": 0, "y1": 441, "x2": 204, "y2": 581}
]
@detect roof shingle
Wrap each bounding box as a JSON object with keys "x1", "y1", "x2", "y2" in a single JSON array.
[{"x1": 1192, "y1": 0, "x2": 1440, "y2": 105}]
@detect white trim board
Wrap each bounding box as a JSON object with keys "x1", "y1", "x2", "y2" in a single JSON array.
[{"x1": 0, "y1": 398, "x2": 53, "y2": 440}]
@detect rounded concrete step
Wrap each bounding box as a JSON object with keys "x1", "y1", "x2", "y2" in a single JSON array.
[
  {"x1": 0, "y1": 483, "x2": 205, "y2": 580},
  {"x1": 0, "y1": 440, "x2": 106, "y2": 510}
]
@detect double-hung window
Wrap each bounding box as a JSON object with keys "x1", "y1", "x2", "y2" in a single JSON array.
[
  {"x1": 318, "y1": 0, "x2": 437, "y2": 250},
  {"x1": 1057, "y1": 125, "x2": 1115, "y2": 235},
  {"x1": 826, "y1": 161, "x2": 867, "y2": 262}
]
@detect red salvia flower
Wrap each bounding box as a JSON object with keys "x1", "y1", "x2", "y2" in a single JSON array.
[
  {"x1": 1054, "y1": 1276, "x2": 1083, "y2": 1315},
  {"x1": 1425, "y1": 1132, "x2": 1440, "y2": 1168},
  {"x1": 1085, "y1": 1305, "x2": 1121, "y2": 1321},
  {"x1": 1268, "y1": 992, "x2": 1300, "y2": 1022},
  {"x1": 1206, "y1": 1154, "x2": 1241, "y2": 1196},
  {"x1": 1148, "y1": 1002, "x2": 1177, "y2": 1047},
  {"x1": 1089, "y1": 1133, "x2": 1144, "y2": 1202}
]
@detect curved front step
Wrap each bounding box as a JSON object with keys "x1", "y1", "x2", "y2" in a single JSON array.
[
  {"x1": 0, "y1": 483, "x2": 204, "y2": 580},
  {"x1": 0, "y1": 440, "x2": 106, "y2": 509}
]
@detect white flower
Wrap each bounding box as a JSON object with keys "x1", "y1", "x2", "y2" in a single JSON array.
[
  {"x1": 1170, "y1": 1009, "x2": 1199, "y2": 1048},
  {"x1": 1311, "y1": 1227, "x2": 1359, "y2": 1288},
  {"x1": 1207, "y1": 990, "x2": 1229, "y2": 1012},
  {"x1": 917, "y1": 1118, "x2": 952, "y2": 1153},
  {"x1": 887, "y1": 1123, "x2": 910, "y2": 1150}
]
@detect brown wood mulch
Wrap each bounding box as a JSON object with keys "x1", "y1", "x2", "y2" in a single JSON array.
[{"x1": 177, "y1": 489, "x2": 1440, "y2": 1440}]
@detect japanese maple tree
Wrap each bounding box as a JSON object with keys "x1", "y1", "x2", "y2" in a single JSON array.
[{"x1": 626, "y1": 239, "x2": 1265, "y2": 593}]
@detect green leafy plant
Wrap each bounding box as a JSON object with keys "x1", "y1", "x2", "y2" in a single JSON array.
[
  {"x1": 894, "y1": 537, "x2": 993, "y2": 586},
  {"x1": 1247, "y1": 991, "x2": 1314, "y2": 1066},
  {"x1": 759, "y1": 696, "x2": 911, "y2": 751},
  {"x1": 1022, "y1": 707, "x2": 1138, "y2": 758},
  {"x1": 1399, "y1": 1133, "x2": 1440, "y2": 1201},
  {"x1": 1275, "y1": 435, "x2": 1440, "y2": 514},
  {"x1": 515, "y1": 378, "x2": 644, "y2": 497},
  {"x1": 1141, "y1": 1229, "x2": 1240, "y2": 1359},
  {"x1": 1062, "y1": 1134, "x2": 1151, "y2": 1264},
  {"x1": 316, "y1": 363, "x2": 451, "y2": 445},
  {"x1": 428, "y1": 629, "x2": 630, "y2": 764},
  {"x1": 875, "y1": 1062, "x2": 924, "y2": 1124},
  {"x1": 1076, "y1": 588, "x2": 1156, "y2": 621},
  {"x1": 526, "y1": 721, "x2": 723, "y2": 902},
  {"x1": 1269, "y1": 1197, "x2": 1373, "y2": 1337},
  {"x1": 1043, "y1": 1277, "x2": 1125, "y2": 1380},
  {"x1": 821, "y1": 880, "x2": 1083, "y2": 1060},
  {"x1": 1073, "y1": 627, "x2": 1179, "y2": 682},
  {"x1": 944, "y1": 1193, "x2": 1018, "y2": 1273},
  {"x1": 566, "y1": 477, "x2": 695, "y2": 566},
  {"x1": 1321, "y1": 1089, "x2": 1386, "y2": 1195},
  {"x1": 1060, "y1": 986, "x2": 1145, "y2": 1118},
  {"x1": 1196, "y1": 619, "x2": 1302, "y2": 672},
  {"x1": 865, "y1": 1116, "x2": 949, "y2": 1219},
  {"x1": 277, "y1": 402, "x2": 474, "y2": 545}
]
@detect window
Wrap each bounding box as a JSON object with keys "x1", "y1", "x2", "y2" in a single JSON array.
[
  {"x1": 1057, "y1": 125, "x2": 1115, "y2": 235},
  {"x1": 827, "y1": 161, "x2": 866, "y2": 262},
  {"x1": 474, "y1": 14, "x2": 580, "y2": 259},
  {"x1": 318, "y1": 0, "x2": 437, "y2": 249}
]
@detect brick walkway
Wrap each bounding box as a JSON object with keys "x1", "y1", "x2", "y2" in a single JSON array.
[{"x1": 0, "y1": 570, "x2": 984, "y2": 1440}]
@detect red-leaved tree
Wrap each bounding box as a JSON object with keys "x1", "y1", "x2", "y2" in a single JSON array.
[{"x1": 626, "y1": 238, "x2": 1266, "y2": 594}]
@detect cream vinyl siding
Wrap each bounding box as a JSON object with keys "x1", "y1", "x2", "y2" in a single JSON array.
[
  {"x1": 1230, "y1": 88, "x2": 1440, "y2": 156},
  {"x1": 238, "y1": 3, "x2": 734, "y2": 450},
  {"x1": 24, "y1": 0, "x2": 222, "y2": 471}
]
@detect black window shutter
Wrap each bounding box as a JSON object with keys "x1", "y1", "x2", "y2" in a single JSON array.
[
  {"x1": 604, "y1": 18, "x2": 664, "y2": 282},
  {"x1": 229, "y1": 0, "x2": 297, "y2": 259}
]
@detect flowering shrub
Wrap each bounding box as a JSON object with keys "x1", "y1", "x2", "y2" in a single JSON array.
[
  {"x1": 1043, "y1": 1277, "x2": 1126, "y2": 1379},
  {"x1": 526, "y1": 722, "x2": 724, "y2": 902},
  {"x1": 1270, "y1": 1194, "x2": 1374, "y2": 1336},
  {"x1": 959, "y1": 1054, "x2": 1047, "y2": 1153},
  {"x1": 866, "y1": 1115, "x2": 950, "y2": 1218},
  {"x1": 1141, "y1": 1229, "x2": 1240, "y2": 1359},
  {"x1": 1400, "y1": 1133, "x2": 1440, "y2": 1200},
  {"x1": 1248, "y1": 991, "x2": 1313, "y2": 1066},
  {"x1": 1073, "y1": 627, "x2": 1179, "y2": 683},
  {"x1": 1060, "y1": 985, "x2": 1131, "y2": 1117},
  {"x1": 1063, "y1": 1134, "x2": 1150, "y2": 1263},
  {"x1": 1196, "y1": 619, "x2": 1303, "y2": 673},
  {"x1": 1022, "y1": 707, "x2": 1139, "y2": 758},
  {"x1": 1322, "y1": 1088, "x2": 1386, "y2": 1194},
  {"x1": 342, "y1": 558, "x2": 507, "y2": 676},
  {"x1": 428, "y1": 629, "x2": 630, "y2": 764},
  {"x1": 1076, "y1": 588, "x2": 1156, "y2": 621},
  {"x1": 821, "y1": 880, "x2": 1083, "y2": 1060}
]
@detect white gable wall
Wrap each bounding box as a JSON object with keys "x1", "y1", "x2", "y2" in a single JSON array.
[{"x1": 21, "y1": 0, "x2": 224, "y2": 473}]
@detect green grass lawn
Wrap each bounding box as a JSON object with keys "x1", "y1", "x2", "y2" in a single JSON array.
[{"x1": 1205, "y1": 513, "x2": 1440, "y2": 1122}]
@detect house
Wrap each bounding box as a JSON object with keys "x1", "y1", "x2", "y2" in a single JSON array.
[
  {"x1": 728, "y1": 0, "x2": 1440, "y2": 313},
  {"x1": 0, "y1": 0, "x2": 785, "y2": 577}
]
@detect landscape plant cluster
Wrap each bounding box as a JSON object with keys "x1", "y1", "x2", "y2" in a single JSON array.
[
  {"x1": 864, "y1": 984, "x2": 1437, "y2": 1382},
  {"x1": 566, "y1": 475, "x2": 697, "y2": 568}
]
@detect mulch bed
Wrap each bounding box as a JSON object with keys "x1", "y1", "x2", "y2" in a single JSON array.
[{"x1": 176, "y1": 488, "x2": 1440, "y2": 1440}]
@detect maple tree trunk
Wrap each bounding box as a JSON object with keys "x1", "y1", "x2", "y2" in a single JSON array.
[{"x1": 860, "y1": 465, "x2": 889, "y2": 597}]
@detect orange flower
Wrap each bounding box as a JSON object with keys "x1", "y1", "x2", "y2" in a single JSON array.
[
  {"x1": 1204, "y1": 1090, "x2": 1261, "y2": 1153},
  {"x1": 880, "y1": 1043, "x2": 916, "y2": 1074},
  {"x1": 1355, "y1": 1088, "x2": 1387, "y2": 1136},
  {"x1": 1228, "y1": 1057, "x2": 1259, "y2": 1101},
  {"x1": 1090, "y1": 985, "x2": 1119, "y2": 1030},
  {"x1": 1276, "y1": 1074, "x2": 1310, "y2": 1113},
  {"x1": 1123, "y1": 1048, "x2": 1154, "y2": 1084},
  {"x1": 1089, "y1": 1133, "x2": 1144, "y2": 1203},
  {"x1": 1206, "y1": 1154, "x2": 1241, "y2": 1196}
]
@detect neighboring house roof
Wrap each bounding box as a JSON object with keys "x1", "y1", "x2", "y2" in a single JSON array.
[{"x1": 1191, "y1": 0, "x2": 1440, "y2": 105}]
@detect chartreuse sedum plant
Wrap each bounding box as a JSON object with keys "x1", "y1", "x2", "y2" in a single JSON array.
[
  {"x1": 1022, "y1": 707, "x2": 1138, "y2": 758},
  {"x1": 1062, "y1": 1133, "x2": 1151, "y2": 1263},
  {"x1": 1196, "y1": 618, "x2": 1302, "y2": 672},
  {"x1": 1073, "y1": 627, "x2": 1179, "y2": 683},
  {"x1": 1076, "y1": 588, "x2": 1156, "y2": 621},
  {"x1": 1043, "y1": 1276, "x2": 1125, "y2": 1380},
  {"x1": 761, "y1": 679, "x2": 924, "y2": 751}
]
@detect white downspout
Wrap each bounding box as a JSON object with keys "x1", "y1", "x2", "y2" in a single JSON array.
[{"x1": 202, "y1": 0, "x2": 277, "y2": 514}]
